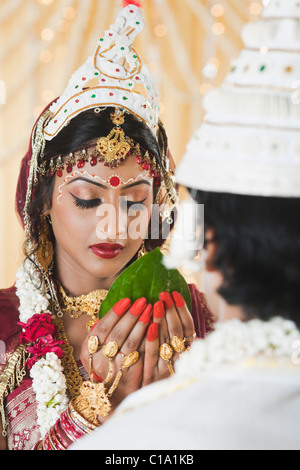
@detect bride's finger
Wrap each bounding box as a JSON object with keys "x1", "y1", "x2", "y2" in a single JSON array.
[
  {"x1": 90, "y1": 297, "x2": 132, "y2": 345},
  {"x1": 171, "y1": 292, "x2": 195, "y2": 340},
  {"x1": 143, "y1": 322, "x2": 159, "y2": 386},
  {"x1": 159, "y1": 291, "x2": 184, "y2": 341},
  {"x1": 153, "y1": 300, "x2": 169, "y2": 344},
  {"x1": 80, "y1": 297, "x2": 131, "y2": 369},
  {"x1": 119, "y1": 303, "x2": 153, "y2": 357},
  {"x1": 83, "y1": 298, "x2": 147, "y2": 375}
]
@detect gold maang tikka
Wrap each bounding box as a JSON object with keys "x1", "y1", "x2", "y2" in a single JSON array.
[{"x1": 97, "y1": 109, "x2": 134, "y2": 166}]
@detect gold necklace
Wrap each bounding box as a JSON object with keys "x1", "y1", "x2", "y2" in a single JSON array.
[{"x1": 58, "y1": 283, "x2": 108, "y2": 330}]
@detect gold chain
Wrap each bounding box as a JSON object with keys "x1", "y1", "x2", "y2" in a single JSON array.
[{"x1": 52, "y1": 315, "x2": 84, "y2": 400}]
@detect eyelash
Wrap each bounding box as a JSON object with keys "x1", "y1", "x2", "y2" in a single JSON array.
[
  {"x1": 71, "y1": 195, "x2": 147, "y2": 210},
  {"x1": 73, "y1": 197, "x2": 101, "y2": 210}
]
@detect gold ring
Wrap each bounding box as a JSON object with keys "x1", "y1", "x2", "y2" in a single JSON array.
[
  {"x1": 107, "y1": 351, "x2": 140, "y2": 398},
  {"x1": 88, "y1": 335, "x2": 101, "y2": 355},
  {"x1": 184, "y1": 333, "x2": 197, "y2": 342},
  {"x1": 102, "y1": 341, "x2": 119, "y2": 384},
  {"x1": 159, "y1": 343, "x2": 175, "y2": 375},
  {"x1": 170, "y1": 336, "x2": 185, "y2": 353},
  {"x1": 103, "y1": 341, "x2": 119, "y2": 359}
]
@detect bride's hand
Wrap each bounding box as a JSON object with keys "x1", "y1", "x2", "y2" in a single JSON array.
[
  {"x1": 80, "y1": 297, "x2": 153, "y2": 412},
  {"x1": 142, "y1": 291, "x2": 196, "y2": 386},
  {"x1": 80, "y1": 292, "x2": 195, "y2": 416}
]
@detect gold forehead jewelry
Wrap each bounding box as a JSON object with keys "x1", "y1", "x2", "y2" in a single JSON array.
[
  {"x1": 170, "y1": 336, "x2": 185, "y2": 354},
  {"x1": 159, "y1": 343, "x2": 175, "y2": 375},
  {"x1": 58, "y1": 283, "x2": 108, "y2": 330},
  {"x1": 107, "y1": 351, "x2": 140, "y2": 398},
  {"x1": 97, "y1": 110, "x2": 134, "y2": 165}
]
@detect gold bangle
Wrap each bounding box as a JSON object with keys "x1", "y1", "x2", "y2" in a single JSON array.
[
  {"x1": 69, "y1": 399, "x2": 97, "y2": 433},
  {"x1": 36, "y1": 441, "x2": 44, "y2": 451},
  {"x1": 159, "y1": 343, "x2": 175, "y2": 375},
  {"x1": 107, "y1": 351, "x2": 139, "y2": 398}
]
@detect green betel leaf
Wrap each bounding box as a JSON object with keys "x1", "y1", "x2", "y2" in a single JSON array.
[{"x1": 99, "y1": 248, "x2": 192, "y2": 318}]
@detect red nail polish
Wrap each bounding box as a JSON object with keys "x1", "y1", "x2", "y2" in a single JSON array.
[
  {"x1": 153, "y1": 300, "x2": 165, "y2": 319},
  {"x1": 92, "y1": 371, "x2": 104, "y2": 383},
  {"x1": 139, "y1": 304, "x2": 153, "y2": 324},
  {"x1": 159, "y1": 292, "x2": 173, "y2": 309},
  {"x1": 130, "y1": 297, "x2": 147, "y2": 316},
  {"x1": 91, "y1": 319, "x2": 99, "y2": 331},
  {"x1": 172, "y1": 291, "x2": 185, "y2": 308},
  {"x1": 113, "y1": 298, "x2": 131, "y2": 317},
  {"x1": 147, "y1": 322, "x2": 159, "y2": 342}
]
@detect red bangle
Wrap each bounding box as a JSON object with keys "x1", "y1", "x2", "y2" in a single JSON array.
[
  {"x1": 60, "y1": 410, "x2": 83, "y2": 442},
  {"x1": 55, "y1": 420, "x2": 70, "y2": 449},
  {"x1": 50, "y1": 426, "x2": 65, "y2": 451},
  {"x1": 42, "y1": 432, "x2": 52, "y2": 451}
]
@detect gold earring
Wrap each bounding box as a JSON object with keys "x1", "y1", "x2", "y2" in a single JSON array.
[
  {"x1": 35, "y1": 215, "x2": 54, "y2": 273},
  {"x1": 138, "y1": 242, "x2": 147, "y2": 259}
]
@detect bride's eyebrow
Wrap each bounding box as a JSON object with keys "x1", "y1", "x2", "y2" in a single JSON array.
[
  {"x1": 121, "y1": 181, "x2": 151, "y2": 191},
  {"x1": 67, "y1": 177, "x2": 108, "y2": 190},
  {"x1": 66, "y1": 177, "x2": 152, "y2": 191}
]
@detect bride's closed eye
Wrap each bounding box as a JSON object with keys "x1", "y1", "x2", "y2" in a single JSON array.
[
  {"x1": 121, "y1": 197, "x2": 148, "y2": 210},
  {"x1": 71, "y1": 194, "x2": 102, "y2": 210},
  {"x1": 71, "y1": 193, "x2": 148, "y2": 211}
]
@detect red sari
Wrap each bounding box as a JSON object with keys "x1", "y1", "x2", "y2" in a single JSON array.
[{"x1": 0, "y1": 284, "x2": 215, "y2": 450}]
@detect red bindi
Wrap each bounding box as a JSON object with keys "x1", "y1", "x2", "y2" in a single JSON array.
[{"x1": 110, "y1": 176, "x2": 121, "y2": 187}]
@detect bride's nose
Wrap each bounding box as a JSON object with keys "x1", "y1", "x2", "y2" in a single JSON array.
[{"x1": 95, "y1": 200, "x2": 127, "y2": 240}]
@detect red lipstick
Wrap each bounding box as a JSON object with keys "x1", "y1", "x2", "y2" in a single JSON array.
[{"x1": 90, "y1": 243, "x2": 124, "y2": 260}]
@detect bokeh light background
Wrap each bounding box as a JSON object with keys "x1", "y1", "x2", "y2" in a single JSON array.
[{"x1": 0, "y1": 0, "x2": 261, "y2": 287}]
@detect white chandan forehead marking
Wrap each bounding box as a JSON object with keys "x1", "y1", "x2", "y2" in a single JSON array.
[{"x1": 57, "y1": 170, "x2": 152, "y2": 204}]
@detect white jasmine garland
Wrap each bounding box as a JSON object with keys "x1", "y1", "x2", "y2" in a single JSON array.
[
  {"x1": 15, "y1": 259, "x2": 51, "y2": 324},
  {"x1": 115, "y1": 316, "x2": 300, "y2": 416},
  {"x1": 176, "y1": 317, "x2": 300, "y2": 380},
  {"x1": 30, "y1": 353, "x2": 68, "y2": 438},
  {"x1": 16, "y1": 260, "x2": 68, "y2": 438}
]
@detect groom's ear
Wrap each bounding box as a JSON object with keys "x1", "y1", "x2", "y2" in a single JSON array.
[{"x1": 204, "y1": 228, "x2": 218, "y2": 273}]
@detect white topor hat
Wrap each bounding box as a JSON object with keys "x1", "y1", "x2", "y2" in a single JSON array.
[
  {"x1": 44, "y1": 2, "x2": 160, "y2": 141},
  {"x1": 176, "y1": 0, "x2": 300, "y2": 198}
]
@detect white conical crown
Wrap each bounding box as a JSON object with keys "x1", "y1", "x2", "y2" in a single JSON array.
[
  {"x1": 44, "y1": 4, "x2": 160, "y2": 141},
  {"x1": 176, "y1": 0, "x2": 300, "y2": 197}
]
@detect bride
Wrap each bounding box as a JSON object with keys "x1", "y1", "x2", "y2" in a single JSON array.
[{"x1": 0, "y1": 3, "x2": 213, "y2": 451}]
